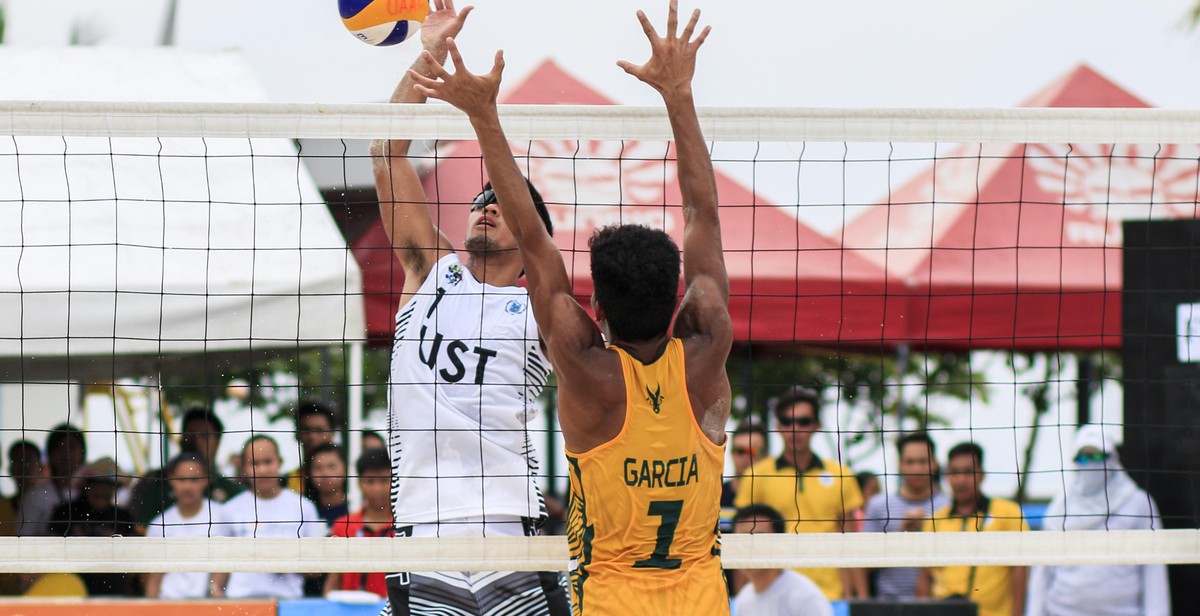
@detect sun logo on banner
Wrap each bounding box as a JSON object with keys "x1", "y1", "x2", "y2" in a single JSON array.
[
  {"x1": 1028, "y1": 143, "x2": 1200, "y2": 244},
  {"x1": 519, "y1": 140, "x2": 680, "y2": 236}
]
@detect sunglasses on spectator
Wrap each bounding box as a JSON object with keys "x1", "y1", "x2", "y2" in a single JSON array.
[
  {"x1": 778, "y1": 416, "x2": 817, "y2": 428},
  {"x1": 1073, "y1": 451, "x2": 1110, "y2": 465},
  {"x1": 732, "y1": 447, "x2": 759, "y2": 457},
  {"x1": 471, "y1": 189, "x2": 497, "y2": 212}
]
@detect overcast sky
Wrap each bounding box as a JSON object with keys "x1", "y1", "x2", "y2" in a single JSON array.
[{"x1": 4, "y1": 0, "x2": 1199, "y2": 107}]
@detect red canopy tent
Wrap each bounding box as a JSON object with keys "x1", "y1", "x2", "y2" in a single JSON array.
[
  {"x1": 353, "y1": 60, "x2": 893, "y2": 345},
  {"x1": 842, "y1": 64, "x2": 1200, "y2": 350}
]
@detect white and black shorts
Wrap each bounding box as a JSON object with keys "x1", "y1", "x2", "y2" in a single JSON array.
[{"x1": 380, "y1": 517, "x2": 570, "y2": 616}]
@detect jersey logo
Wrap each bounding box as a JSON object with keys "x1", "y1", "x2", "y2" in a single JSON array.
[
  {"x1": 444, "y1": 264, "x2": 464, "y2": 286},
  {"x1": 505, "y1": 299, "x2": 526, "y2": 315},
  {"x1": 646, "y1": 384, "x2": 664, "y2": 414}
]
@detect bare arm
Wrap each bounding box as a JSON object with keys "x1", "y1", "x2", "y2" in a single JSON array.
[
  {"x1": 371, "y1": 0, "x2": 472, "y2": 300},
  {"x1": 916, "y1": 568, "x2": 931, "y2": 598},
  {"x1": 1010, "y1": 566, "x2": 1027, "y2": 616},
  {"x1": 409, "y1": 41, "x2": 609, "y2": 448},
  {"x1": 143, "y1": 572, "x2": 162, "y2": 598},
  {"x1": 617, "y1": 1, "x2": 731, "y2": 442},
  {"x1": 209, "y1": 572, "x2": 228, "y2": 598},
  {"x1": 619, "y1": 3, "x2": 729, "y2": 345}
]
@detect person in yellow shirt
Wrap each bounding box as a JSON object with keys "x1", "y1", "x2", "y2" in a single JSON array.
[
  {"x1": 734, "y1": 388, "x2": 867, "y2": 600},
  {"x1": 408, "y1": 2, "x2": 732, "y2": 614},
  {"x1": 918, "y1": 442, "x2": 1028, "y2": 616}
]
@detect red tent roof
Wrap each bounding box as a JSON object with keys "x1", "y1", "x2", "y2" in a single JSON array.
[
  {"x1": 843, "y1": 64, "x2": 1200, "y2": 349},
  {"x1": 354, "y1": 60, "x2": 893, "y2": 345}
]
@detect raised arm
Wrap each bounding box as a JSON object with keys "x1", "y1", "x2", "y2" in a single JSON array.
[
  {"x1": 371, "y1": 0, "x2": 471, "y2": 298},
  {"x1": 618, "y1": 1, "x2": 731, "y2": 346},
  {"x1": 409, "y1": 41, "x2": 602, "y2": 362}
]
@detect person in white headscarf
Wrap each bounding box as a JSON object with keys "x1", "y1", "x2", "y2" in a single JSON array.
[{"x1": 1026, "y1": 424, "x2": 1170, "y2": 616}]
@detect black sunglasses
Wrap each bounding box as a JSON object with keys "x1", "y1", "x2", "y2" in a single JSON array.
[
  {"x1": 471, "y1": 189, "x2": 497, "y2": 212},
  {"x1": 778, "y1": 416, "x2": 817, "y2": 428}
]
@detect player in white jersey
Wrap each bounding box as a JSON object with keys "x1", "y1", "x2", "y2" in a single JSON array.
[{"x1": 370, "y1": 2, "x2": 568, "y2": 615}]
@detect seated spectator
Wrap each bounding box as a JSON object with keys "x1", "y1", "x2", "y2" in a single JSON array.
[
  {"x1": 285, "y1": 400, "x2": 337, "y2": 494},
  {"x1": 19, "y1": 423, "x2": 85, "y2": 537},
  {"x1": 325, "y1": 448, "x2": 394, "y2": 598},
  {"x1": 7, "y1": 440, "x2": 48, "y2": 517},
  {"x1": 305, "y1": 443, "x2": 350, "y2": 525},
  {"x1": 731, "y1": 504, "x2": 832, "y2": 616},
  {"x1": 720, "y1": 421, "x2": 767, "y2": 530},
  {"x1": 215, "y1": 435, "x2": 325, "y2": 599},
  {"x1": 129, "y1": 405, "x2": 243, "y2": 524},
  {"x1": 144, "y1": 452, "x2": 233, "y2": 599},
  {"x1": 49, "y1": 458, "x2": 140, "y2": 596},
  {"x1": 1026, "y1": 424, "x2": 1169, "y2": 616},
  {"x1": 863, "y1": 431, "x2": 949, "y2": 599}
]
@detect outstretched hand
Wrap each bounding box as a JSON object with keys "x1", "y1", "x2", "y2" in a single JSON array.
[
  {"x1": 410, "y1": 38, "x2": 504, "y2": 119},
  {"x1": 420, "y1": 0, "x2": 473, "y2": 60},
  {"x1": 617, "y1": 0, "x2": 710, "y2": 97}
]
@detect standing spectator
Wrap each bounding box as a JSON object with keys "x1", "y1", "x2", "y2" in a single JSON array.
[
  {"x1": 144, "y1": 452, "x2": 233, "y2": 599},
  {"x1": 7, "y1": 440, "x2": 48, "y2": 517},
  {"x1": 285, "y1": 400, "x2": 337, "y2": 494},
  {"x1": 304, "y1": 443, "x2": 349, "y2": 525},
  {"x1": 49, "y1": 458, "x2": 140, "y2": 596},
  {"x1": 863, "y1": 431, "x2": 949, "y2": 599},
  {"x1": 721, "y1": 422, "x2": 767, "y2": 527},
  {"x1": 918, "y1": 442, "x2": 1028, "y2": 616},
  {"x1": 1026, "y1": 424, "x2": 1169, "y2": 616},
  {"x1": 325, "y1": 448, "x2": 394, "y2": 598},
  {"x1": 732, "y1": 504, "x2": 833, "y2": 616},
  {"x1": 361, "y1": 430, "x2": 386, "y2": 452},
  {"x1": 129, "y1": 405, "x2": 243, "y2": 524},
  {"x1": 216, "y1": 435, "x2": 325, "y2": 599},
  {"x1": 735, "y1": 388, "x2": 867, "y2": 600},
  {"x1": 19, "y1": 423, "x2": 86, "y2": 537}
]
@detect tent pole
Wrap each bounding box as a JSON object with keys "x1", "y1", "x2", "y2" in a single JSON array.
[{"x1": 347, "y1": 341, "x2": 365, "y2": 511}]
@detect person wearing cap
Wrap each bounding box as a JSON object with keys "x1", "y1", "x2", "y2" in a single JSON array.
[
  {"x1": 1026, "y1": 424, "x2": 1170, "y2": 616},
  {"x1": 49, "y1": 457, "x2": 140, "y2": 596}
]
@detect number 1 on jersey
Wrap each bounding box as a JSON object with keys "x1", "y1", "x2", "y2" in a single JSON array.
[{"x1": 633, "y1": 499, "x2": 683, "y2": 570}]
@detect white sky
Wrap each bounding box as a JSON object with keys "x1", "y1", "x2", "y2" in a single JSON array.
[{"x1": 4, "y1": 0, "x2": 1199, "y2": 107}]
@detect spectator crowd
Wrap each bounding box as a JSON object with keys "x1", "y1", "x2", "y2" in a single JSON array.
[{"x1": 0, "y1": 393, "x2": 1171, "y2": 615}]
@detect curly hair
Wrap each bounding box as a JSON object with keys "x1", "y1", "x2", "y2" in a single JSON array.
[{"x1": 589, "y1": 224, "x2": 680, "y2": 342}]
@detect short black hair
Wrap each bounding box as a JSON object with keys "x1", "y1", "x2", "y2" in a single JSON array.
[
  {"x1": 356, "y1": 447, "x2": 391, "y2": 476},
  {"x1": 589, "y1": 224, "x2": 680, "y2": 341},
  {"x1": 8, "y1": 439, "x2": 39, "y2": 461},
  {"x1": 182, "y1": 404, "x2": 224, "y2": 435},
  {"x1": 166, "y1": 451, "x2": 209, "y2": 476},
  {"x1": 732, "y1": 421, "x2": 768, "y2": 441},
  {"x1": 773, "y1": 388, "x2": 821, "y2": 423},
  {"x1": 947, "y1": 442, "x2": 984, "y2": 467},
  {"x1": 46, "y1": 423, "x2": 85, "y2": 456},
  {"x1": 477, "y1": 178, "x2": 553, "y2": 236},
  {"x1": 896, "y1": 431, "x2": 936, "y2": 458},
  {"x1": 361, "y1": 430, "x2": 386, "y2": 449},
  {"x1": 733, "y1": 504, "x2": 786, "y2": 534},
  {"x1": 295, "y1": 400, "x2": 337, "y2": 428}
]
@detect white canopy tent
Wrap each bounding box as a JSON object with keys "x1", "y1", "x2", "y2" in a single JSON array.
[{"x1": 0, "y1": 49, "x2": 366, "y2": 473}]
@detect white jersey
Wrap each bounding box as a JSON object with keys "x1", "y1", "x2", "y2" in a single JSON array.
[
  {"x1": 222, "y1": 489, "x2": 326, "y2": 599},
  {"x1": 388, "y1": 253, "x2": 551, "y2": 526},
  {"x1": 147, "y1": 501, "x2": 232, "y2": 599}
]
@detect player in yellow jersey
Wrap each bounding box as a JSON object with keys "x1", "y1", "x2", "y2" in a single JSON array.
[{"x1": 408, "y1": 2, "x2": 732, "y2": 614}]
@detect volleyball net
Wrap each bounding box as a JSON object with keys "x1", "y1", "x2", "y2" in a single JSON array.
[{"x1": 0, "y1": 102, "x2": 1198, "y2": 573}]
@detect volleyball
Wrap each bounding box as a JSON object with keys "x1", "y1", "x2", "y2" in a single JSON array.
[{"x1": 339, "y1": 0, "x2": 429, "y2": 47}]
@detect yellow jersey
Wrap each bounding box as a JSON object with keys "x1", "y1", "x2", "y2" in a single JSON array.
[
  {"x1": 565, "y1": 339, "x2": 729, "y2": 616},
  {"x1": 923, "y1": 497, "x2": 1029, "y2": 616}
]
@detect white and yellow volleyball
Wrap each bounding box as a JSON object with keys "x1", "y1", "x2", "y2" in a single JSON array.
[{"x1": 339, "y1": 0, "x2": 430, "y2": 47}]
